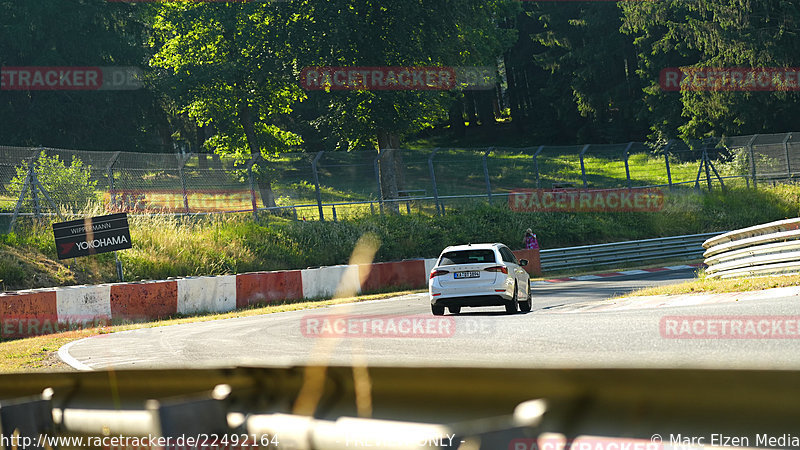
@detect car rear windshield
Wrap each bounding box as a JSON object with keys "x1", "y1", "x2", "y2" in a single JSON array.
[{"x1": 438, "y1": 249, "x2": 496, "y2": 266}]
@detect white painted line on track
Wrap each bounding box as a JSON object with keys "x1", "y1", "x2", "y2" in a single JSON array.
[
  {"x1": 325, "y1": 293, "x2": 428, "y2": 309},
  {"x1": 58, "y1": 339, "x2": 94, "y2": 371},
  {"x1": 618, "y1": 270, "x2": 648, "y2": 275},
  {"x1": 88, "y1": 357, "x2": 152, "y2": 368},
  {"x1": 58, "y1": 292, "x2": 429, "y2": 371}
]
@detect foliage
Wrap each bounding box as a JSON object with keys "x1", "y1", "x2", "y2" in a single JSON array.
[
  {"x1": 4, "y1": 0, "x2": 800, "y2": 153},
  {"x1": 292, "y1": 0, "x2": 519, "y2": 149},
  {"x1": 0, "y1": 0, "x2": 162, "y2": 151},
  {"x1": 717, "y1": 147, "x2": 750, "y2": 178},
  {"x1": 620, "y1": 0, "x2": 800, "y2": 140},
  {"x1": 148, "y1": 2, "x2": 305, "y2": 157},
  {"x1": 2, "y1": 185, "x2": 798, "y2": 290},
  {"x1": 6, "y1": 152, "x2": 98, "y2": 212},
  {"x1": 517, "y1": 3, "x2": 647, "y2": 143}
]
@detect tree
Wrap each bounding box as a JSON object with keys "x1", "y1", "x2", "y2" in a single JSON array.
[
  {"x1": 293, "y1": 0, "x2": 519, "y2": 206},
  {"x1": 0, "y1": 0, "x2": 165, "y2": 151},
  {"x1": 621, "y1": 0, "x2": 800, "y2": 140},
  {"x1": 503, "y1": 2, "x2": 649, "y2": 143},
  {"x1": 7, "y1": 151, "x2": 98, "y2": 212},
  {"x1": 148, "y1": 2, "x2": 305, "y2": 207}
]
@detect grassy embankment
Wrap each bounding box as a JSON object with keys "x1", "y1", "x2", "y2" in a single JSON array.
[
  {"x1": 1, "y1": 184, "x2": 799, "y2": 292},
  {"x1": 624, "y1": 273, "x2": 800, "y2": 298}
]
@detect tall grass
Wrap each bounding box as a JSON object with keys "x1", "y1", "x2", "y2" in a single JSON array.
[{"x1": 0, "y1": 185, "x2": 798, "y2": 290}]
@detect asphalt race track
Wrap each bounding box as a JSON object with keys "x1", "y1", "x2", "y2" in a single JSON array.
[{"x1": 61, "y1": 268, "x2": 800, "y2": 370}]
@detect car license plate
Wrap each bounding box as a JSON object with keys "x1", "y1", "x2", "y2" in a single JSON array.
[{"x1": 454, "y1": 271, "x2": 480, "y2": 279}]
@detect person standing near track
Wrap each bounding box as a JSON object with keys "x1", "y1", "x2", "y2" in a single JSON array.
[{"x1": 523, "y1": 228, "x2": 539, "y2": 250}]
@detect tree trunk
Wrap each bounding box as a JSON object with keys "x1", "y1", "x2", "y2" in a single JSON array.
[
  {"x1": 449, "y1": 99, "x2": 466, "y2": 138},
  {"x1": 390, "y1": 134, "x2": 405, "y2": 195},
  {"x1": 464, "y1": 91, "x2": 478, "y2": 127},
  {"x1": 202, "y1": 124, "x2": 221, "y2": 169},
  {"x1": 157, "y1": 113, "x2": 173, "y2": 152},
  {"x1": 377, "y1": 130, "x2": 401, "y2": 213},
  {"x1": 504, "y1": 52, "x2": 524, "y2": 130},
  {"x1": 237, "y1": 100, "x2": 277, "y2": 208},
  {"x1": 476, "y1": 90, "x2": 496, "y2": 127},
  {"x1": 197, "y1": 122, "x2": 208, "y2": 170},
  {"x1": 492, "y1": 82, "x2": 503, "y2": 119},
  {"x1": 193, "y1": 123, "x2": 205, "y2": 159}
]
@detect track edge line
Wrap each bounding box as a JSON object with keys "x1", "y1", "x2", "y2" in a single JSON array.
[{"x1": 58, "y1": 338, "x2": 95, "y2": 371}]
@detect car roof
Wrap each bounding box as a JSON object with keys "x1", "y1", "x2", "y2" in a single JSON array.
[{"x1": 440, "y1": 243, "x2": 504, "y2": 253}]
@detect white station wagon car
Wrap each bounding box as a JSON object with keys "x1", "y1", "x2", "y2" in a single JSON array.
[{"x1": 429, "y1": 243, "x2": 532, "y2": 315}]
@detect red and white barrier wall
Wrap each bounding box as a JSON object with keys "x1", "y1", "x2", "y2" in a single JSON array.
[{"x1": 0, "y1": 250, "x2": 540, "y2": 337}]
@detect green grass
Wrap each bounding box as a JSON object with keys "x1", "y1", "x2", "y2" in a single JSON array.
[
  {"x1": 1, "y1": 185, "x2": 799, "y2": 291},
  {"x1": 0, "y1": 144, "x2": 745, "y2": 220},
  {"x1": 269, "y1": 148, "x2": 744, "y2": 205},
  {"x1": 621, "y1": 273, "x2": 800, "y2": 298}
]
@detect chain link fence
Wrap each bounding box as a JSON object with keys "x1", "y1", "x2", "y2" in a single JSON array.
[{"x1": 0, "y1": 132, "x2": 796, "y2": 226}]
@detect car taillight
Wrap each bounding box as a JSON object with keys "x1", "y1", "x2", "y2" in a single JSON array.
[
  {"x1": 430, "y1": 269, "x2": 450, "y2": 279},
  {"x1": 485, "y1": 266, "x2": 508, "y2": 274}
]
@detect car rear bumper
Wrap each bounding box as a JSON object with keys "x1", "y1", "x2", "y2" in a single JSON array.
[
  {"x1": 429, "y1": 278, "x2": 513, "y2": 303},
  {"x1": 431, "y1": 293, "x2": 512, "y2": 307}
]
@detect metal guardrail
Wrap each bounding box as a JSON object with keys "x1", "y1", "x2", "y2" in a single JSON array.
[
  {"x1": 703, "y1": 218, "x2": 800, "y2": 279},
  {"x1": 540, "y1": 232, "x2": 719, "y2": 272},
  {"x1": 5, "y1": 366, "x2": 800, "y2": 450}
]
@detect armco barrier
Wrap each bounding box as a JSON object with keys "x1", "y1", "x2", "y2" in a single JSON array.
[
  {"x1": 176, "y1": 275, "x2": 237, "y2": 315},
  {"x1": 359, "y1": 260, "x2": 427, "y2": 293},
  {"x1": 236, "y1": 270, "x2": 303, "y2": 308},
  {"x1": 0, "y1": 247, "x2": 544, "y2": 338},
  {"x1": 1, "y1": 367, "x2": 798, "y2": 449},
  {"x1": 301, "y1": 265, "x2": 361, "y2": 299},
  {"x1": 56, "y1": 285, "x2": 112, "y2": 321},
  {"x1": 704, "y1": 218, "x2": 800, "y2": 279},
  {"x1": 110, "y1": 280, "x2": 177, "y2": 320},
  {"x1": 703, "y1": 218, "x2": 800, "y2": 250},
  {"x1": 540, "y1": 233, "x2": 716, "y2": 272},
  {"x1": 513, "y1": 249, "x2": 542, "y2": 276}
]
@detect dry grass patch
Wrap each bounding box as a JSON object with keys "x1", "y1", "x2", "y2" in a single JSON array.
[
  {"x1": 621, "y1": 273, "x2": 800, "y2": 298},
  {"x1": 0, "y1": 245, "x2": 106, "y2": 290}
]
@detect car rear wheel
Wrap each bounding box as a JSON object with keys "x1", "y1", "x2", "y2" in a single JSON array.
[
  {"x1": 505, "y1": 284, "x2": 518, "y2": 314},
  {"x1": 448, "y1": 306, "x2": 461, "y2": 314},
  {"x1": 432, "y1": 304, "x2": 445, "y2": 316},
  {"x1": 520, "y1": 288, "x2": 532, "y2": 312}
]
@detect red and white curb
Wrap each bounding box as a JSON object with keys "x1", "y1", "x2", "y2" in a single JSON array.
[
  {"x1": 1, "y1": 249, "x2": 542, "y2": 339},
  {"x1": 531, "y1": 264, "x2": 703, "y2": 286}
]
